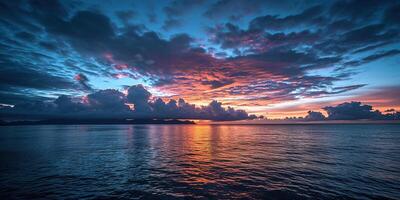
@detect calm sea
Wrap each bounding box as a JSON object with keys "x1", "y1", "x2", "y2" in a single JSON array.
[{"x1": 0, "y1": 124, "x2": 399, "y2": 199}]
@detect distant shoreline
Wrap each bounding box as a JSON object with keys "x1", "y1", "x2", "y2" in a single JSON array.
[{"x1": 0, "y1": 119, "x2": 196, "y2": 126}]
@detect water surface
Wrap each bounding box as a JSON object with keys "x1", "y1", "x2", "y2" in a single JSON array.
[{"x1": 0, "y1": 124, "x2": 399, "y2": 199}]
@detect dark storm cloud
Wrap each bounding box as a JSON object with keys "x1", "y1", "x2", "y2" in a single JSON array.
[{"x1": 0, "y1": 85, "x2": 256, "y2": 121}]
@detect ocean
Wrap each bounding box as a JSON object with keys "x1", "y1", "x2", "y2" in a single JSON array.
[{"x1": 0, "y1": 124, "x2": 399, "y2": 199}]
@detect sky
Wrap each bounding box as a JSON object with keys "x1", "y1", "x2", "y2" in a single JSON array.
[{"x1": 0, "y1": 0, "x2": 400, "y2": 120}]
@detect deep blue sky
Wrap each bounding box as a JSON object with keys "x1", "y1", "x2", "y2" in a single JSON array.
[{"x1": 1, "y1": 0, "x2": 399, "y2": 119}]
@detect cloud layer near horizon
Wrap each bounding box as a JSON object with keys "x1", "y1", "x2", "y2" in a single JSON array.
[
  {"x1": 0, "y1": 85, "x2": 257, "y2": 121},
  {"x1": 301, "y1": 102, "x2": 400, "y2": 121},
  {"x1": 1, "y1": 88, "x2": 398, "y2": 121}
]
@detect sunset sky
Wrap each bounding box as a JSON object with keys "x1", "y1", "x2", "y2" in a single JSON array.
[{"x1": 1, "y1": 0, "x2": 400, "y2": 119}]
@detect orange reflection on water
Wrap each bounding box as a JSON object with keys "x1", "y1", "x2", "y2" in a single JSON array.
[
  {"x1": 166, "y1": 126, "x2": 261, "y2": 188},
  {"x1": 120, "y1": 124, "x2": 333, "y2": 197}
]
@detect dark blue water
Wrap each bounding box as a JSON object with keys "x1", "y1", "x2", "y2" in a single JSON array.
[{"x1": 0, "y1": 124, "x2": 399, "y2": 199}]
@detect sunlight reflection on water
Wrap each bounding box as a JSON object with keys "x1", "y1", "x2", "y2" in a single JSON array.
[{"x1": 0, "y1": 124, "x2": 399, "y2": 199}]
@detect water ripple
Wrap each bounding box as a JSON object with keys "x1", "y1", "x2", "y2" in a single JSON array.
[{"x1": 0, "y1": 124, "x2": 399, "y2": 199}]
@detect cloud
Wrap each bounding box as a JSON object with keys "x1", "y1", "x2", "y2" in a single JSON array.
[
  {"x1": 162, "y1": 0, "x2": 205, "y2": 30},
  {"x1": 87, "y1": 89, "x2": 128, "y2": 112},
  {"x1": 361, "y1": 49, "x2": 400, "y2": 62},
  {"x1": 40, "y1": 10, "x2": 203, "y2": 75},
  {"x1": 162, "y1": 18, "x2": 182, "y2": 30},
  {"x1": 347, "y1": 86, "x2": 400, "y2": 108},
  {"x1": 127, "y1": 85, "x2": 152, "y2": 112},
  {"x1": 149, "y1": 98, "x2": 256, "y2": 121},
  {"x1": 0, "y1": 92, "x2": 51, "y2": 106},
  {"x1": 147, "y1": 12, "x2": 157, "y2": 23},
  {"x1": 204, "y1": 0, "x2": 247, "y2": 19},
  {"x1": 314, "y1": 24, "x2": 399, "y2": 57},
  {"x1": 343, "y1": 49, "x2": 400, "y2": 67},
  {"x1": 29, "y1": 0, "x2": 67, "y2": 17},
  {"x1": 201, "y1": 2, "x2": 399, "y2": 109},
  {"x1": 282, "y1": 100, "x2": 400, "y2": 121},
  {"x1": 304, "y1": 111, "x2": 326, "y2": 121},
  {"x1": 164, "y1": 0, "x2": 205, "y2": 18},
  {"x1": 14, "y1": 31, "x2": 36, "y2": 42},
  {"x1": 41, "y1": 11, "x2": 115, "y2": 54},
  {"x1": 208, "y1": 1, "x2": 400, "y2": 57},
  {"x1": 324, "y1": 101, "x2": 383, "y2": 120},
  {"x1": 74, "y1": 73, "x2": 92, "y2": 91},
  {"x1": 203, "y1": 0, "x2": 284, "y2": 20},
  {"x1": 0, "y1": 62, "x2": 73, "y2": 90},
  {"x1": 115, "y1": 10, "x2": 137, "y2": 24},
  {"x1": 0, "y1": 85, "x2": 256, "y2": 121},
  {"x1": 202, "y1": 79, "x2": 234, "y2": 89},
  {"x1": 54, "y1": 95, "x2": 85, "y2": 112},
  {"x1": 209, "y1": 13, "x2": 399, "y2": 58},
  {"x1": 0, "y1": 57, "x2": 76, "y2": 105},
  {"x1": 249, "y1": 5, "x2": 324, "y2": 31},
  {"x1": 383, "y1": 3, "x2": 400, "y2": 26},
  {"x1": 329, "y1": 0, "x2": 392, "y2": 21}
]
